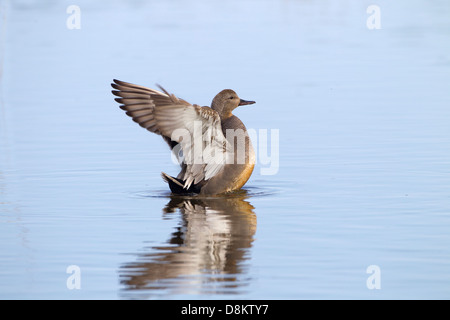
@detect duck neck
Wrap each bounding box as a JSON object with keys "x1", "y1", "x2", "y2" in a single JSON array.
[{"x1": 220, "y1": 111, "x2": 233, "y2": 120}]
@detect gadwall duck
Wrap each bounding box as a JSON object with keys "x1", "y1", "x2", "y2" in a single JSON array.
[{"x1": 111, "y1": 79, "x2": 255, "y2": 195}]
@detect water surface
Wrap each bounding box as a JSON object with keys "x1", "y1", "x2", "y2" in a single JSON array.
[{"x1": 1, "y1": 0, "x2": 450, "y2": 299}]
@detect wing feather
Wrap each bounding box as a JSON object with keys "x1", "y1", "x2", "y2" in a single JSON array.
[{"x1": 111, "y1": 79, "x2": 230, "y2": 189}]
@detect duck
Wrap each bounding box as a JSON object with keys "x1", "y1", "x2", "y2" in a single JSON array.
[{"x1": 111, "y1": 79, "x2": 256, "y2": 195}]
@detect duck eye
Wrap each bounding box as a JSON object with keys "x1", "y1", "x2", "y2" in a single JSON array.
[{"x1": 229, "y1": 96, "x2": 234, "y2": 99}]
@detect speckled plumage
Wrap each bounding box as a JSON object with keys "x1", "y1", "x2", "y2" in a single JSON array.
[{"x1": 112, "y1": 79, "x2": 255, "y2": 195}]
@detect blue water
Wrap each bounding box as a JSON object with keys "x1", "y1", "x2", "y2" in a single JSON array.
[{"x1": 1, "y1": 0, "x2": 450, "y2": 299}]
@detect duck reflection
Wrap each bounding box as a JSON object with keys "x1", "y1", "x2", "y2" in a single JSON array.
[{"x1": 120, "y1": 191, "x2": 256, "y2": 297}]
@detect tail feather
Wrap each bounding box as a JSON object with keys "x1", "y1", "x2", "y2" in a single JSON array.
[
  {"x1": 161, "y1": 172, "x2": 183, "y2": 187},
  {"x1": 161, "y1": 172, "x2": 201, "y2": 195}
]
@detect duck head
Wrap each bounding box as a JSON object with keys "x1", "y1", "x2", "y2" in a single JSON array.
[{"x1": 211, "y1": 89, "x2": 255, "y2": 118}]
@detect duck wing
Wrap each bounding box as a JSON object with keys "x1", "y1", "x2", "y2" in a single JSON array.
[{"x1": 111, "y1": 79, "x2": 231, "y2": 189}]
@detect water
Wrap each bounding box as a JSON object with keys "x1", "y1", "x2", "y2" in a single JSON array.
[{"x1": 1, "y1": 0, "x2": 450, "y2": 299}]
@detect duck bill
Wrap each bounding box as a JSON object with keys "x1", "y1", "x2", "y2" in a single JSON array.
[{"x1": 239, "y1": 99, "x2": 256, "y2": 106}]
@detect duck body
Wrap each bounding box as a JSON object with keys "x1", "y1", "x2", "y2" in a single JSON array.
[
  {"x1": 194, "y1": 115, "x2": 255, "y2": 195},
  {"x1": 111, "y1": 80, "x2": 255, "y2": 195}
]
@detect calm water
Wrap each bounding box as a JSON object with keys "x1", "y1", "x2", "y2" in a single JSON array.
[{"x1": 1, "y1": 0, "x2": 450, "y2": 299}]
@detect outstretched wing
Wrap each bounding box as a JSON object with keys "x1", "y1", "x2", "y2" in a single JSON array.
[
  {"x1": 112, "y1": 79, "x2": 187, "y2": 149},
  {"x1": 111, "y1": 79, "x2": 231, "y2": 189}
]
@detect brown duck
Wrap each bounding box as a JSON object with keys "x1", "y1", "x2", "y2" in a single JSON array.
[{"x1": 111, "y1": 79, "x2": 256, "y2": 195}]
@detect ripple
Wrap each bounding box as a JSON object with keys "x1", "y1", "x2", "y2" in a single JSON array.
[{"x1": 131, "y1": 184, "x2": 279, "y2": 200}]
